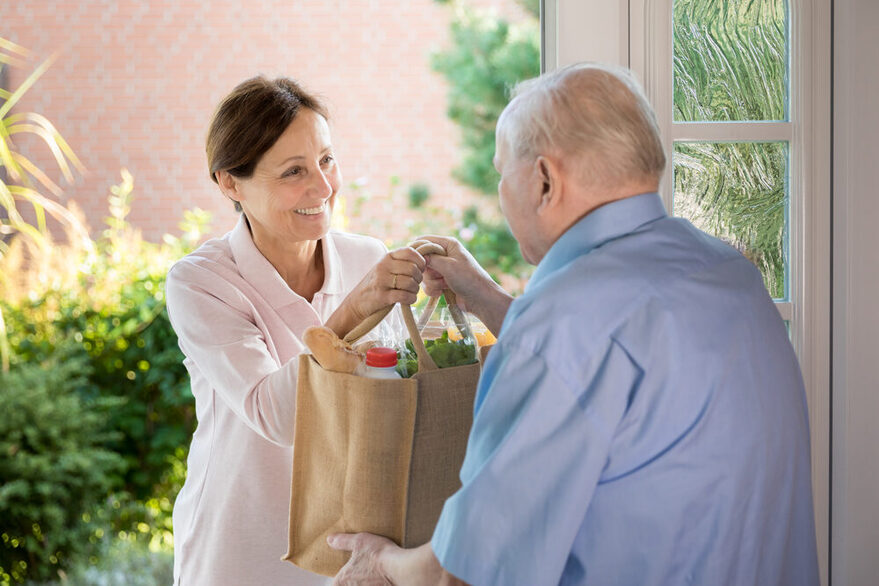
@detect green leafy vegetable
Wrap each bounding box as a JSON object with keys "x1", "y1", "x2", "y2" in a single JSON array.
[{"x1": 396, "y1": 331, "x2": 477, "y2": 377}]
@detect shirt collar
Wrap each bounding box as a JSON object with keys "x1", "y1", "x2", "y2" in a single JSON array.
[
  {"x1": 319, "y1": 230, "x2": 345, "y2": 295},
  {"x1": 229, "y1": 215, "x2": 345, "y2": 308},
  {"x1": 527, "y1": 192, "x2": 667, "y2": 291}
]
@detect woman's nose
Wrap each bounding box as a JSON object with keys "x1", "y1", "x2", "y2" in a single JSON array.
[{"x1": 312, "y1": 168, "x2": 333, "y2": 198}]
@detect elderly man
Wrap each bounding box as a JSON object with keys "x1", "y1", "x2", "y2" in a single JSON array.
[{"x1": 329, "y1": 63, "x2": 819, "y2": 585}]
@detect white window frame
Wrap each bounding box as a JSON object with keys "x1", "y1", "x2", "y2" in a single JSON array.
[{"x1": 543, "y1": 1, "x2": 831, "y2": 583}]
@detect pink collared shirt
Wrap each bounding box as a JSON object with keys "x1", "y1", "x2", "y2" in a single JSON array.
[{"x1": 166, "y1": 216, "x2": 387, "y2": 585}]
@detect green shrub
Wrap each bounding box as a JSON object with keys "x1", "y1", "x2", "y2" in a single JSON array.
[
  {"x1": 53, "y1": 280, "x2": 194, "y2": 505},
  {"x1": 431, "y1": 0, "x2": 539, "y2": 196},
  {"x1": 0, "y1": 344, "x2": 125, "y2": 584},
  {"x1": 0, "y1": 171, "x2": 209, "y2": 552},
  {"x1": 56, "y1": 535, "x2": 173, "y2": 586},
  {"x1": 456, "y1": 206, "x2": 532, "y2": 286},
  {"x1": 407, "y1": 182, "x2": 431, "y2": 208},
  {"x1": 0, "y1": 40, "x2": 203, "y2": 574},
  {"x1": 672, "y1": 0, "x2": 788, "y2": 297}
]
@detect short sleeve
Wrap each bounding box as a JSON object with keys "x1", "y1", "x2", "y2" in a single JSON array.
[
  {"x1": 431, "y1": 338, "x2": 642, "y2": 586},
  {"x1": 165, "y1": 261, "x2": 302, "y2": 447}
]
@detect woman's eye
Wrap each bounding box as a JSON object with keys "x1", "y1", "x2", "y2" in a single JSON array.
[
  {"x1": 284, "y1": 167, "x2": 302, "y2": 177},
  {"x1": 321, "y1": 155, "x2": 334, "y2": 165}
]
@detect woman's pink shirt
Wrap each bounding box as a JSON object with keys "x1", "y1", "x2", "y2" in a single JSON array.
[{"x1": 165, "y1": 216, "x2": 386, "y2": 585}]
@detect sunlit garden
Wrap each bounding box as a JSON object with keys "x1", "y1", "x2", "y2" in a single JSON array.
[{"x1": 0, "y1": 1, "x2": 538, "y2": 583}]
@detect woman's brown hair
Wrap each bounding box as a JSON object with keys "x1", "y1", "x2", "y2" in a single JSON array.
[{"x1": 206, "y1": 76, "x2": 328, "y2": 211}]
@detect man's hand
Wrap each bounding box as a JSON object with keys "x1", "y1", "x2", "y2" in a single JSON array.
[
  {"x1": 416, "y1": 235, "x2": 513, "y2": 337},
  {"x1": 328, "y1": 533, "x2": 396, "y2": 585},
  {"x1": 329, "y1": 533, "x2": 466, "y2": 586}
]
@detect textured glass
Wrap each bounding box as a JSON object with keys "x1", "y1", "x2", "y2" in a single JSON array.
[
  {"x1": 674, "y1": 0, "x2": 788, "y2": 121},
  {"x1": 673, "y1": 141, "x2": 789, "y2": 299}
]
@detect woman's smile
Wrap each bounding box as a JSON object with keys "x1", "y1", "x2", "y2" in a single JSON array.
[{"x1": 294, "y1": 202, "x2": 328, "y2": 216}]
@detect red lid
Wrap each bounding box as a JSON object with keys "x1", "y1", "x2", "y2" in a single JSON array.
[{"x1": 366, "y1": 347, "x2": 398, "y2": 368}]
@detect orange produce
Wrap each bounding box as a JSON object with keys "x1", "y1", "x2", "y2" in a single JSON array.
[{"x1": 447, "y1": 323, "x2": 496, "y2": 346}]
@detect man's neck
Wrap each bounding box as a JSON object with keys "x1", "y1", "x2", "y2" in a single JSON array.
[{"x1": 566, "y1": 180, "x2": 658, "y2": 230}]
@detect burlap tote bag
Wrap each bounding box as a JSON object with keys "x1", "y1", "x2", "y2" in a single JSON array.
[{"x1": 283, "y1": 300, "x2": 482, "y2": 576}]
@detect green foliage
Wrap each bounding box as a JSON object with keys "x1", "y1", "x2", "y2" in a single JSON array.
[
  {"x1": 674, "y1": 141, "x2": 787, "y2": 298},
  {"x1": 430, "y1": 0, "x2": 539, "y2": 284},
  {"x1": 673, "y1": 0, "x2": 788, "y2": 298},
  {"x1": 456, "y1": 206, "x2": 530, "y2": 283},
  {"x1": 673, "y1": 0, "x2": 787, "y2": 122},
  {"x1": 407, "y1": 182, "x2": 431, "y2": 208},
  {"x1": 55, "y1": 305, "x2": 192, "y2": 500},
  {"x1": 431, "y1": 3, "x2": 540, "y2": 195},
  {"x1": 53, "y1": 536, "x2": 173, "y2": 586},
  {"x1": 515, "y1": 0, "x2": 540, "y2": 18},
  {"x1": 0, "y1": 37, "x2": 86, "y2": 257},
  {"x1": 0, "y1": 37, "x2": 88, "y2": 374},
  {"x1": 0, "y1": 344, "x2": 125, "y2": 584},
  {"x1": 0, "y1": 38, "x2": 202, "y2": 577},
  {"x1": 0, "y1": 171, "x2": 209, "y2": 563}
]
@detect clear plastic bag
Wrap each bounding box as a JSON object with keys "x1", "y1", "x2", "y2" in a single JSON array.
[{"x1": 351, "y1": 296, "x2": 487, "y2": 378}]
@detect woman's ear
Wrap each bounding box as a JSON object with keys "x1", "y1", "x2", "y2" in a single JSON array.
[{"x1": 215, "y1": 170, "x2": 243, "y2": 205}]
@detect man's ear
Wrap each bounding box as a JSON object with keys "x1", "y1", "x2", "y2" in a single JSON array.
[
  {"x1": 535, "y1": 155, "x2": 562, "y2": 213},
  {"x1": 215, "y1": 170, "x2": 243, "y2": 205}
]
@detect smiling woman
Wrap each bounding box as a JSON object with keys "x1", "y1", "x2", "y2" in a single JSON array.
[
  {"x1": 226, "y1": 110, "x2": 338, "y2": 233},
  {"x1": 217, "y1": 108, "x2": 341, "y2": 302},
  {"x1": 206, "y1": 77, "x2": 329, "y2": 212},
  {"x1": 164, "y1": 76, "x2": 428, "y2": 585}
]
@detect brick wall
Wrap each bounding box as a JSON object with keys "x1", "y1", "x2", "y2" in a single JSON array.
[{"x1": 2, "y1": 0, "x2": 532, "y2": 245}]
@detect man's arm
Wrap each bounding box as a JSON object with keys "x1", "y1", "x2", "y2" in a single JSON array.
[{"x1": 328, "y1": 534, "x2": 468, "y2": 586}]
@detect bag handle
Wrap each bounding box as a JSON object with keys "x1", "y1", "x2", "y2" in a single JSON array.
[
  {"x1": 341, "y1": 240, "x2": 475, "y2": 372},
  {"x1": 408, "y1": 240, "x2": 476, "y2": 344},
  {"x1": 344, "y1": 302, "x2": 438, "y2": 372}
]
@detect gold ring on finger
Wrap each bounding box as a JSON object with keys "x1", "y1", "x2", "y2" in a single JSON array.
[{"x1": 392, "y1": 274, "x2": 398, "y2": 289}]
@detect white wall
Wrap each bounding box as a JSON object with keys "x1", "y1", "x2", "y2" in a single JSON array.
[
  {"x1": 831, "y1": 0, "x2": 879, "y2": 584},
  {"x1": 553, "y1": 0, "x2": 627, "y2": 69}
]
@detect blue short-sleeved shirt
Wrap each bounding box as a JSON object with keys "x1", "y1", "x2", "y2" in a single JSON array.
[{"x1": 431, "y1": 192, "x2": 819, "y2": 586}]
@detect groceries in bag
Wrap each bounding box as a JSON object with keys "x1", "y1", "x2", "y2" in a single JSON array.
[
  {"x1": 302, "y1": 326, "x2": 364, "y2": 374},
  {"x1": 363, "y1": 347, "x2": 403, "y2": 379}
]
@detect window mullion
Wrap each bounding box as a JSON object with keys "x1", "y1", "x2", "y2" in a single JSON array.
[{"x1": 671, "y1": 121, "x2": 793, "y2": 142}]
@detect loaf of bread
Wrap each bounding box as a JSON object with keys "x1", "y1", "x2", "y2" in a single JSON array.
[{"x1": 303, "y1": 326, "x2": 365, "y2": 374}]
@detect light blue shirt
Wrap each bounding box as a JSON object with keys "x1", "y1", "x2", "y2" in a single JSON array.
[{"x1": 431, "y1": 193, "x2": 818, "y2": 586}]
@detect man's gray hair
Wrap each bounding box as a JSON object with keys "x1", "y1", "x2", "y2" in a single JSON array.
[{"x1": 499, "y1": 63, "x2": 666, "y2": 187}]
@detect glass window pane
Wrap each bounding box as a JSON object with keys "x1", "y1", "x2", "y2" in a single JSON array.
[
  {"x1": 673, "y1": 0, "x2": 789, "y2": 121},
  {"x1": 673, "y1": 141, "x2": 789, "y2": 299}
]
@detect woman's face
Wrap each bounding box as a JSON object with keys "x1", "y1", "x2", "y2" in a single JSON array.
[{"x1": 229, "y1": 108, "x2": 341, "y2": 246}]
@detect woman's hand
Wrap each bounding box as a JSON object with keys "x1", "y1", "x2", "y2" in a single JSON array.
[
  {"x1": 326, "y1": 247, "x2": 426, "y2": 339},
  {"x1": 351, "y1": 246, "x2": 426, "y2": 317}
]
